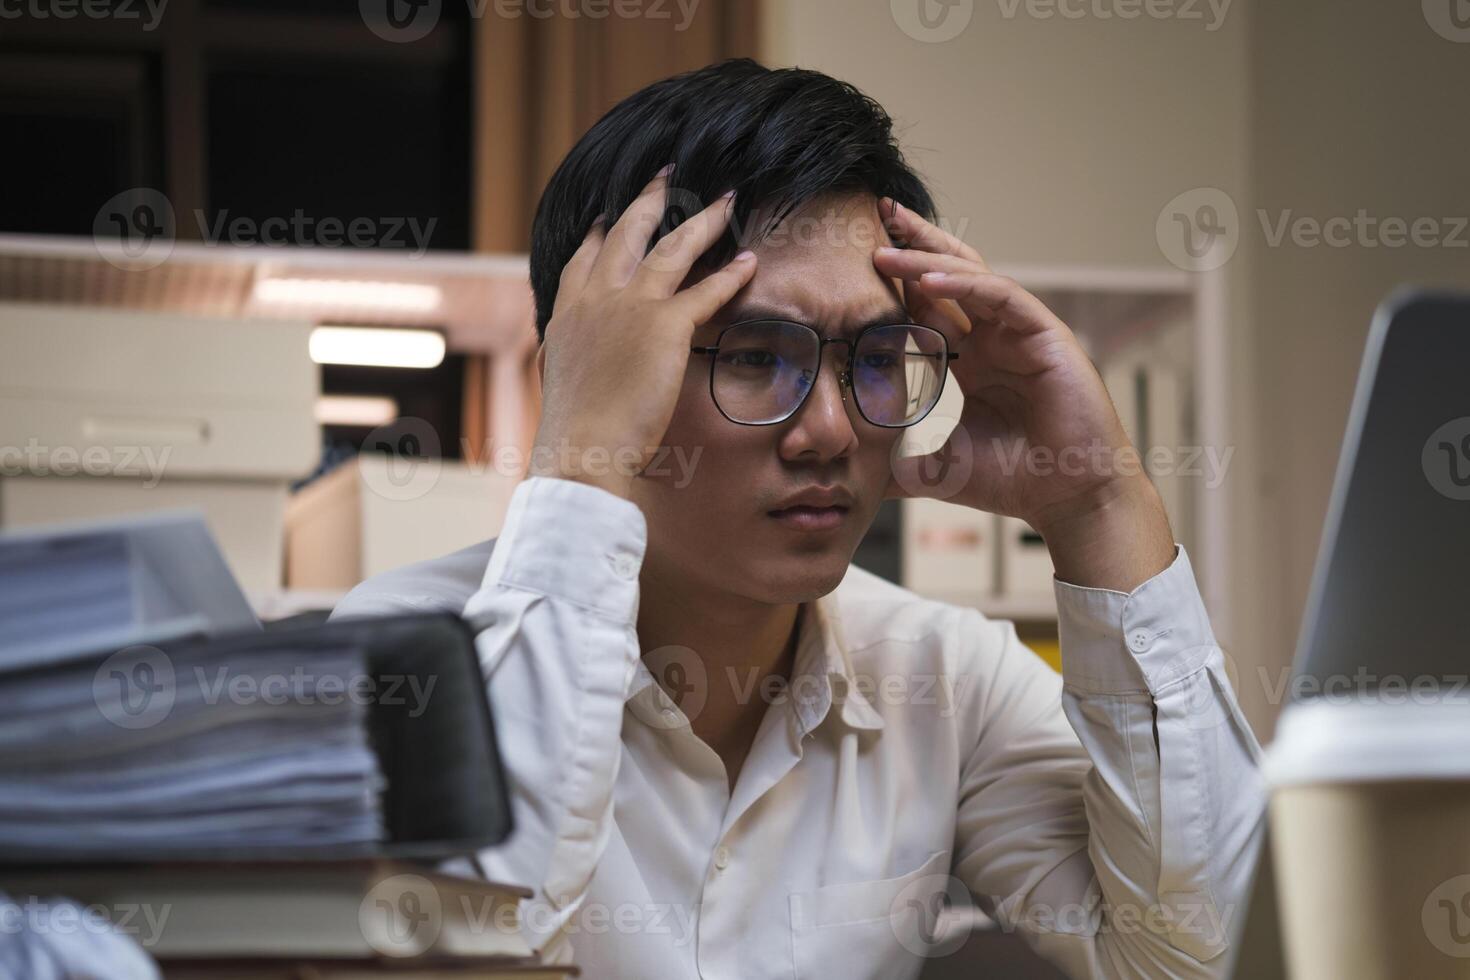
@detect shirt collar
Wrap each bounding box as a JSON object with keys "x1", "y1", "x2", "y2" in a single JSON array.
[{"x1": 624, "y1": 590, "x2": 886, "y2": 734}]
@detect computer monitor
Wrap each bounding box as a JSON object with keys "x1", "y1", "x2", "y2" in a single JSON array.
[{"x1": 1226, "y1": 287, "x2": 1470, "y2": 977}]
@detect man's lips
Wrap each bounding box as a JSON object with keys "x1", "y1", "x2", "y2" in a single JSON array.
[{"x1": 766, "y1": 503, "x2": 851, "y2": 531}]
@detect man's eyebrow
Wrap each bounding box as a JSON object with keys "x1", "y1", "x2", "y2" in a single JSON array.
[{"x1": 713, "y1": 303, "x2": 912, "y2": 336}]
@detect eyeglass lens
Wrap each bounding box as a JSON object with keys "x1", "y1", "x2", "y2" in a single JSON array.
[{"x1": 709, "y1": 320, "x2": 947, "y2": 426}]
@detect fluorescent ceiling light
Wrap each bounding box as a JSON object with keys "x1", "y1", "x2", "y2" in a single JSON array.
[
  {"x1": 314, "y1": 394, "x2": 400, "y2": 427},
  {"x1": 309, "y1": 326, "x2": 446, "y2": 369},
  {"x1": 253, "y1": 278, "x2": 442, "y2": 314}
]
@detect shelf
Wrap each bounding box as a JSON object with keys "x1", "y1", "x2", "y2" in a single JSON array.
[{"x1": 0, "y1": 234, "x2": 534, "y2": 354}]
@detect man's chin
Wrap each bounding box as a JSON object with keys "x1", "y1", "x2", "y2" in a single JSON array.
[{"x1": 745, "y1": 553, "x2": 853, "y2": 605}]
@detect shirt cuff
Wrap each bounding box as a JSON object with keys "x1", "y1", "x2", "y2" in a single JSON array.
[
  {"x1": 1053, "y1": 543, "x2": 1220, "y2": 696},
  {"x1": 481, "y1": 475, "x2": 647, "y2": 625}
]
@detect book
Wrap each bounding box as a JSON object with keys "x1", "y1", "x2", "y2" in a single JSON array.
[{"x1": 0, "y1": 860, "x2": 535, "y2": 961}]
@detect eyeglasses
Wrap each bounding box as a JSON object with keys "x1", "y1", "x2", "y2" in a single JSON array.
[{"x1": 690, "y1": 319, "x2": 958, "y2": 427}]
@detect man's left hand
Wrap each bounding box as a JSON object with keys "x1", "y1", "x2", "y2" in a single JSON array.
[{"x1": 873, "y1": 198, "x2": 1176, "y2": 592}]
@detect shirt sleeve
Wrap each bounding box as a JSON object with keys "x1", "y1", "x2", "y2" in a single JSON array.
[
  {"x1": 951, "y1": 544, "x2": 1267, "y2": 980},
  {"x1": 437, "y1": 476, "x2": 648, "y2": 963}
]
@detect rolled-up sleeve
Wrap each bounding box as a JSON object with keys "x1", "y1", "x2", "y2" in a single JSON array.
[{"x1": 953, "y1": 544, "x2": 1267, "y2": 979}]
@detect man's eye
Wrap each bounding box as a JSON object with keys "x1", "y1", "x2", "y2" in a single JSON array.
[
  {"x1": 859, "y1": 351, "x2": 900, "y2": 369},
  {"x1": 720, "y1": 349, "x2": 779, "y2": 368}
]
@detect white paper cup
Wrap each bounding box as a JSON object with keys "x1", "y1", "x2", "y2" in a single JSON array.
[{"x1": 1265, "y1": 699, "x2": 1470, "y2": 980}]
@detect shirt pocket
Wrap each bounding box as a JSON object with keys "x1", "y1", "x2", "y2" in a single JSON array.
[{"x1": 787, "y1": 848, "x2": 951, "y2": 980}]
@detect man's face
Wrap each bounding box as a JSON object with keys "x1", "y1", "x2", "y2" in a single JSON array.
[{"x1": 630, "y1": 192, "x2": 908, "y2": 605}]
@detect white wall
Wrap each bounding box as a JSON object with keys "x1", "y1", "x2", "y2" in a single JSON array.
[{"x1": 1244, "y1": 1, "x2": 1470, "y2": 735}]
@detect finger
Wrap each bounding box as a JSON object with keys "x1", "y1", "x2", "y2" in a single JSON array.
[
  {"x1": 594, "y1": 164, "x2": 675, "y2": 286},
  {"x1": 667, "y1": 250, "x2": 758, "y2": 329},
  {"x1": 552, "y1": 217, "x2": 607, "y2": 318},
  {"x1": 901, "y1": 274, "x2": 970, "y2": 349},
  {"x1": 872, "y1": 245, "x2": 984, "y2": 282},
  {"x1": 915, "y1": 270, "x2": 1065, "y2": 335},
  {"x1": 631, "y1": 190, "x2": 738, "y2": 295},
  {"x1": 879, "y1": 197, "x2": 989, "y2": 271},
  {"x1": 877, "y1": 248, "x2": 971, "y2": 349}
]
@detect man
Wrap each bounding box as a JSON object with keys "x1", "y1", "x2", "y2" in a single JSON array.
[{"x1": 334, "y1": 59, "x2": 1265, "y2": 979}]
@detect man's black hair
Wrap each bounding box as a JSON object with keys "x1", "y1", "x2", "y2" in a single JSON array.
[{"x1": 529, "y1": 58, "x2": 938, "y2": 340}]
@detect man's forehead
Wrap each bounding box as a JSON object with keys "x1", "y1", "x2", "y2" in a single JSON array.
[
  {"x1": 708, "y1": 288, "x2": 907, "y2": 335},
  {"x1": 740, "y1": 192, "x2": 896, "y2": 264},
  {"x1": 721, "y1": 193, "x2": 902, "y2": 327}
]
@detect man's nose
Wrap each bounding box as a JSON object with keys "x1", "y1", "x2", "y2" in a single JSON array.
[{"x1": 778, "y1": 345, "x2": 860, "y2": 463}]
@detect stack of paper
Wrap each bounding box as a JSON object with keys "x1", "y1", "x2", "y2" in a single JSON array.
[
  {"x1": 0, "y1": 643, "x2": 386, "y2": 855},
  {"x1": 0, "y1": 511, "x2": 261, "y2": 673},
  {"x1": 0, "y1": 512, "x2": 386, "y2": 857}
]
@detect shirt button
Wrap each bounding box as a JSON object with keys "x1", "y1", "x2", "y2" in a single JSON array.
[
  {"x1": 609, "y1": 553, "x2": 638, "y2": 579},
  {"x1": 713, "y1": 846, "x2": 730, "y2": 870},
  {"x1": 661, "y1": 707, "x2": 678, "y2": 724},
  {"x1": 1128, "y1": 628, "x2": 1154, "y2": 653}
]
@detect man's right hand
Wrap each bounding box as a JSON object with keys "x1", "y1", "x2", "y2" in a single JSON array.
[{"x1": 529, "y1": 165, "x2": 756, "y2": 500}]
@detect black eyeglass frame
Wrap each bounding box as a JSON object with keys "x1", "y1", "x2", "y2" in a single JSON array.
[{"x1": 690, "y1": 319, "x2": 959, "y2": 428}]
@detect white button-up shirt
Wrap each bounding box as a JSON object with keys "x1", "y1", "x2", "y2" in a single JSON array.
[{"x1": 333, "y1": 476, "x2": 1266, "y2": 980}]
